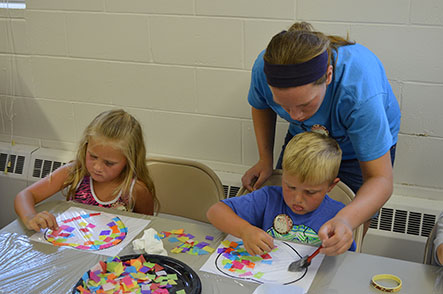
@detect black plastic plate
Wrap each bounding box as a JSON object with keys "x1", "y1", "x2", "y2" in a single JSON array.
[{"x1": 72, "y1": 254, "x2": 202, "y2": 294}]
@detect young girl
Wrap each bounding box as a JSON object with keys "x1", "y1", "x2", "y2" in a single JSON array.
[{"x1": 14, "y1": 109, "x2": 157, "y2": 232}]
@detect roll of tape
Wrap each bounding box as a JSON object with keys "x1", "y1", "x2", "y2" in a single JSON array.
[{"x1": 370, "y1": 274, "x2": 402, "y2": 292}]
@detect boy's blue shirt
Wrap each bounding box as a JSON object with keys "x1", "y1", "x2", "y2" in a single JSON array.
[{"x1": 222, "y1": 186, "x2": 356, "y2": 251}]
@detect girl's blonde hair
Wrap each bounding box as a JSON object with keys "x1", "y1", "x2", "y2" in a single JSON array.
[
  {"x1": 64, "y1": 109, "x2": 157, "y2": 211},
  {"x1": 282, "y1": 132, "x2": 342, "y2": 185},
  {"x1": 264, "y1": 21, "x2": 355, "y2": 85}
]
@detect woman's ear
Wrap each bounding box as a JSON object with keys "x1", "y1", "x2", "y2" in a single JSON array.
[
  {"x1": 325, "y1": 65, "x2": 333, "y2": 85},
  {"x1": 327, "y1": 177, "x2": 340, "y2": 193}
]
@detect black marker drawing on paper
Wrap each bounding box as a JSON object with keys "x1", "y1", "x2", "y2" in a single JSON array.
[{"x1": 214, "y1": 241, "x2": 308, "y2": 285}]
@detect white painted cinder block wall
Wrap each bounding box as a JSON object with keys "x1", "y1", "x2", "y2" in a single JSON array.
[{"x1": 1, "y1": 0, "x2": 443, "y2": 202}]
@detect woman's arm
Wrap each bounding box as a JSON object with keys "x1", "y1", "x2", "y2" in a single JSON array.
[
  {"x1": 319, "y1": 151, "x2": 393, "y2": 255},
  {"x1": 434, "y1": 213, "x2": 443, "y2": 265},
  {"x1": 241, "y1": 107, "x2": 277, "y2": 191},
  {"x1": 14, "y1": 163, "x2": 72, "y2": 231}
]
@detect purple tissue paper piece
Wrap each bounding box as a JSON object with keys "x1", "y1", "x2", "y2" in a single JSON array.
[{"x1": 64, "y1": 226, "x2": 75, "y2": 232}]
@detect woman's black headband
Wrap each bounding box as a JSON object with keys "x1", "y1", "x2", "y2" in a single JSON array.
[{"x1": 263, "y1": 50, "x2": 328, "y2": 88}]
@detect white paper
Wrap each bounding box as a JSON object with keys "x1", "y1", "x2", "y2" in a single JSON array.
[
  {"x1": 253, "y1": 283, "x2": 304, "y2": 294},
  {"x1": 200, "y1": 235, "x2": 324, "y2": 293},
  {"x1": 29, "y1": 206, "x2": 150, "y2": 256}
]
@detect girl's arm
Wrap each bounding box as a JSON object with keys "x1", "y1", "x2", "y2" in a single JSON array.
[
  {"x1": 14, "y1": 163, "x2": 72, "y2": 231},
  {"x1": 132, "y1": 180, "x2": 154, "y2": 215},
  {"x1": 207, "y1": 201, "x2": 274, "y2": 256}
]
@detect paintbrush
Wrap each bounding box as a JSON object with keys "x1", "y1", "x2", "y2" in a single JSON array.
[{"x1": 288, "y1": 245, "x2": 323, "y2": 272}]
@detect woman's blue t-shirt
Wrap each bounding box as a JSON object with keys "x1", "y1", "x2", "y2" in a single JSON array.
[{"x1": 248, "y1": 44, "x2": 401, "y2": 161}]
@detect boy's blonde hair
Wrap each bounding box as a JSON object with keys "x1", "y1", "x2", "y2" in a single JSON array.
[
  {"x1": 64, "y1": 109, "x2": 158, "y2": 211},
  {"x1": 282, "y1": 132, "x2": 342, "y2": 185}
]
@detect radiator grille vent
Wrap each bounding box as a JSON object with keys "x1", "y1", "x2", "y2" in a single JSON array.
[
  {"x1": 407, "y1": 212, "x2": 421, "y2": 236},
  {"x1": 32, "y1": 158, "x2": 67, "y2": 179},
  {"x1": 223, "y1": 184, "x2": 241, "y2": 198},
  {"x1": 393, "y1": 209, "x2": 407, "y2": 233},
  {"x1": 422, "y1": 214, "x2": 436, "y2": 237},
  {"x1": 370, "y1": 207, "x2": 436, "y2": 238},
  {"x1": 0, "y1": 152, "x2": 25, "y2": 175},
  {"x1": 379, "y1": 208, "x2": 393, "y2": 231}
]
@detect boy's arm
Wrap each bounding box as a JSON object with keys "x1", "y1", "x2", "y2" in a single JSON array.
[
  {"x1": 207, "y1": 201, "x2": 274, "y2": 256},
  {"x1": 14, "y1": 164, "x2": 71, "y2": 231}
]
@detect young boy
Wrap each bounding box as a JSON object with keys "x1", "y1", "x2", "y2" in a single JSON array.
[{"x1": 207, "y1": 132, "x2": 356, "y2": 256}]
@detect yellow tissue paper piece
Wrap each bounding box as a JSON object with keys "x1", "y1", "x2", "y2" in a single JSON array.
[
  {"x1": 221, "y1": 240, "x2": 231, "y2": 247},
  {"x1": 202, "y1": 246, "x2": 215, "y2": 253}
]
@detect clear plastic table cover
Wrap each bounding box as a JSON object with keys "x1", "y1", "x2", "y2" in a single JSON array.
[
  {"x1": 1, "y1": 200, "x2": 440, "y2": 294},
  {"x1": 0, "y1": 200, "x2": 258, "y2": 294}
]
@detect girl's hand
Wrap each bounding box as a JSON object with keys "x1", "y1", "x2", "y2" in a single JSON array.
[
  {"x1": 240, "y1": 225, "x2": 274, "y2": 256},
  {"x1": 25, "y1": 211, "x2": 59, "y2": 232},
  {"x1": 318, "y1": 217, "x2": 353, "y2": 256}
]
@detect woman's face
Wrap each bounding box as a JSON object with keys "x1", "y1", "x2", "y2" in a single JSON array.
[{"x1": 270, "y1": 65, "x2": 333, "y2": 122}]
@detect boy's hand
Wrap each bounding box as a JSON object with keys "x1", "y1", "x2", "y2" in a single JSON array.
[
  {"x1": 240, "y1": 225, "x2": 274, "y2": 256},
  {"x1": 25, "y1": 211, "x2": 59, "y2": 232},
  {"x1": 318, "y1": 217, "x2": 353, "y2": 256}
]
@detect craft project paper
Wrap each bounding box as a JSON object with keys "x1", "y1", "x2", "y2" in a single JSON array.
[
  {"x1": 157, "y1": 229, "x2": 216, "y2": 256},
  {"x1": 44, "y1": 212, "x2": 127, "y2": 251},
  {"x1": 29, "y1": 207, "x2": 150, "y2": 256},
  {"x1": 200, "y1": 235, "x2": 324, "y2": 293}
]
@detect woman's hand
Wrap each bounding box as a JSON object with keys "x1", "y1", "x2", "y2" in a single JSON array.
[
  {"x1": 241, "y1": 160, "x2": 273, "y2": 192},
  {"x1": 240, "y1": 225, "x2": 275, "y2": 256},
  {"x1": 318, "y1": 217, "x2": 353, "y2": 256},
  {"x1": 25, "y1": 211, "x2": 59, "y2": 232}
]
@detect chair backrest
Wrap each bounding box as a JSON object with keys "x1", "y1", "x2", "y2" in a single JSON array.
[
  {"x1": 423, "y1": 223, "x2": 437, "y2": 265},
  {"x1": 237, "y1": 169, "x2": 363, "y2": 252},
  {"x1": 146, "y1": 156, "x2": 225, "y2": 223},
  {"x1": 328, "y1": 181, "x2": 364, "y2": 253}
]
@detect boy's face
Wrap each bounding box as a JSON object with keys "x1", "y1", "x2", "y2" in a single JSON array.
[{"x1": 281, "y1": 171, "x2": 338, "y2": 215}]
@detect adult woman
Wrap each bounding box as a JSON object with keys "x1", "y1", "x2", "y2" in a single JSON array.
[{"x1": 242, "y1": 22, "x2": 401, "y2": 255}]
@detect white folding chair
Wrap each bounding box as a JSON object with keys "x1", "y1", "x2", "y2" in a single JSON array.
[{"x1": 146, "y1": 156, "x2": 225, "y2": 223}]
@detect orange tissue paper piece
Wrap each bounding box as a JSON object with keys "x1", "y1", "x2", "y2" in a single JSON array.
[{"x1": 230, "y1": 241, "x2": 239, "y2": 248}]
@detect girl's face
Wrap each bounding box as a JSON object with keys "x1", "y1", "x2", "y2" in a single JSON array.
[
  {"x1": 85, "y1": 138, "x2": 127, "y2": 183},
  {"x1": 281, "y1": 171, "x2": 337, "y2": 215},
  {"x1": 270, "y1": 65, "x2": 333, "y2": 122}
]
